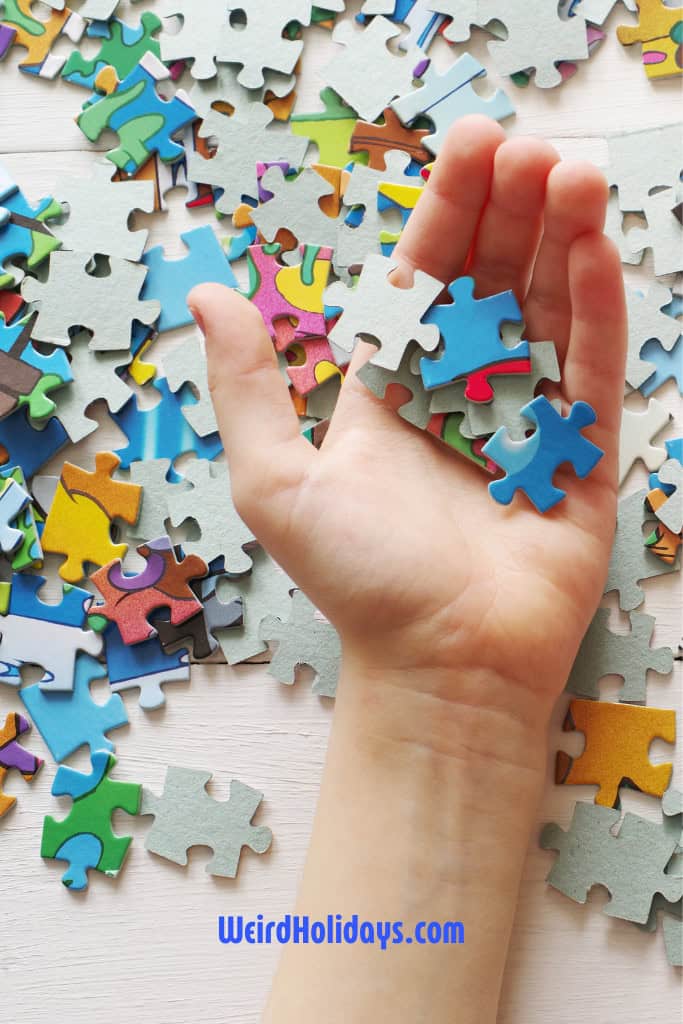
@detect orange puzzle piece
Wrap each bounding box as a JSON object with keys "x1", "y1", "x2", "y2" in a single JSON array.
[
  {"x1": 617, "y1": 0, "x2": 683, "y2": 79},
  {"x1": 556, "y1": 699, "x2": 675, "y2": 807},
  {"x1": 42, "y1": 452, "x2": 142, "y2": 584}
]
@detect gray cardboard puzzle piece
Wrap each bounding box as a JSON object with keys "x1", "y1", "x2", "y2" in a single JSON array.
[
  {"x1": 325, "y1": 254, "x2": 442, "y2": 371},
  {"x1": 540, "y1": 801, "x2": 683, "y2": 924},
  {"x1": 391, "y1": 52, "x2": 514, "y2": 156},
  {"x1": 335, "y1": 149, "x2": 418, "y2": 271},
  {"x1": 168, "y1": 459, "x2": 254, "y2": 574},
  {"x1": 54, "y1": 331, "x2": 133, "y2": 443},
  {"x1": 577, "y1": 0, "x2": 637, "y2": 25},
  {"x1": 189, "y1": 64, "x2": 295, "y2": 119},
  {"x1": 259, "y1": 590, "x2": 341, "y2": 698},
  {"x1": 628, "y1": 188, "x2": 683, "y2": 277},
  {"x1": 466, "y1": 339, "x2": 560, "y2": 440},
  {"x1": 663, "y1": 788, "x2": 683, "y2": 853},
  {"x1": 127, "y1": 459, "x2": 180, "y2": 542},
  {"x1": 252, "y1": 167, "x2": 342, "y2": 250},
  {"x1": 188, "y1": 104, "x2": 308, "y2": 217},
  {"x1": 217, "y1": 0, "x2": 311, "y2": 89},
  {"x1": 619, "y1": 397, "x2": 670, "y2": 485},
  {"x1": 21, "y1": 251, "x2": 160, "y2": 351},
  {"x1": 663, "y1": 915, "x2": 683, "y2": 967},
  {"x1": 215, "y1": 546, "x2": 294, "y2": 665},
  {"x1": 141, "y1": 767, "x2": 272, "y2": 878},
  {"x1": 607, "y1": 123, "x2": 683, "y2": 212},
  {"x1": 358, "y1": 341, "x2": 432, "y2": 429},
  {"x1": 565, "y1": 607, "x2": 673, "y2": 703},
  {"x1": 427, "y1": 1, "x2": 480, "y2": 42},
  {"x1": 323, "y1": 16, "x2": 423, "y2": 122},
  {"x1": 605, "y1": 190, "x2": 642, "y2": 267},
  {"x1": 160, "y1": 0, "x2": 231, "y2": 81},
  {"x1": 163, "y1": 334, "x2": 218, "y2": 438},
  {"x1": 52, "y1": 162, "x2": 154, "y2": 262},
  {"x1": 656, "y1": 460, "x2": 683, "y2": 535},
  {"x1": 478, "y1": 0, "x2": 589, "y2": 88},
  {"x1": 624, "y1": 283, "x2": 680, "y2": 391},
  {"x1": 605, "y1": 489, "x2": 678, "y2": 611}
]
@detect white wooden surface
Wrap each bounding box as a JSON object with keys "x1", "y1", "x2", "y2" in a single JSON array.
[{"x1": 1, "y1": 4, "x2": 682, "y2": 1021}]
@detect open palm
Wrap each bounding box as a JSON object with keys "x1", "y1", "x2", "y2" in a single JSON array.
[{"x1": 191, "y1": 116, "x2": 626, "y2": 718}]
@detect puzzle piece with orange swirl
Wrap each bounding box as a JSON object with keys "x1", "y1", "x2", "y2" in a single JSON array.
[
  {"x1": 41, "y1": 453, "x2": 142, "y2": 585},
  {"x1": 556, "y1": 699, "x2": 676, "y2": 808},
  {"x1": 89, "y1": 536, "x2": 208, "y2": 646}
]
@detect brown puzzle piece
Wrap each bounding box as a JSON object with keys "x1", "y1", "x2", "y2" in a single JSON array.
[{"x1": 350, "y1": 107, "x2": 430, "y2": 169}]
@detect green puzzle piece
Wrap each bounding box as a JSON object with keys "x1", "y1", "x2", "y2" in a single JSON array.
[
  {"x1": 62, "y1": 13, "x2": 162, "y2": 89},
  {"x1": 291, "y1": 87, "x2": 367, "y2": 168},
  {"x1": 41, "y1": 751, "x2": 141, "y2": 890}
]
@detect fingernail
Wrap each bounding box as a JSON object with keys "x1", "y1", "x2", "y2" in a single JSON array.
[{"x1": 189, "y1": 303, "x2": 205, "y2": 336}]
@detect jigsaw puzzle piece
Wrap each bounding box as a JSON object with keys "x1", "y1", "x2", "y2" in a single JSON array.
[
  {"x1": 90, "y1": 535, "x2": 208, "y2": 646},
  {"x1": 0, "y1": 314, "x2": 72, "y2": 423},
  {"x1": 652, "y1": 459, "x2": 683, "y2": 534},
  {"x1": 541, "y1": 801, "x2": 683, "y2": 923},
  {"x1": 392, "y1": 52, "x2": 514, "y2": 156},
  {"x1": 0, "y1": 466, "x2": 42, "y2": 571},
  {"x1": 350, "y1": 105, "x2": 430, "y2": 169},
  {"x1": 285, "y1": 336, "x2": 342, "y2": 397},
  {"x1": 42, "y1": 750, "x2": 140, "y2": 889},
  {"x1": 567, "y1": 607, "x2": 673, "y2": 703},
  {"x1": 104, "y1": 624, "x2": 190, "y2": 710},
  {"x1": 617, "y1": 0, "x2": 683, "y2": 78},
  {"x1": 556, "y1": 700, "x2": 675, "y2": 807},
  {"x1": 627, "y1": 188, "x2": 683, "y2": 276},
  {"x1": 0, "y1": 572, "x2": 102, "y2": 691},
  {"x1": 21, "y1": 653, "x2": 127, "y2": 761},
  {"x1": 244, "y1": 242, "x2": 333, "y2": 344},
  {"x1": 606, "y1": 489, "x2": 678, "y2": 610},
  {"x1": 645, "y1": 484, "x2": 683, "y2": 564},
  {"x1": 0, "y1": 711, "x2": 43, "y2": 817},
  {"x1": 291, "y1": 87, "x2": 365, "y2": 167},
  {"x1": 260, "y1": 590, "x2": 340, "y2": 698},
  {"x1": 41, "y1": 452, "x2": 142, "y2": 583},
  {"x1": 168, "y1": 459, "x2": 254, "y2": 575},
  {"x1": 483, "y1": 396, "x2": 604, "y2": 513},
  {"x1": 141, "y1": 766, "x2": 272, "y2": 877},
  {"x1": 154, "y1": 574, "x2": 243, "y2": 662},
  {"x1": 217, "y1": 0, "x2": 311, "y2": 89},
  {"x1": 163, "y1": 334, "x2": 217, "y2": 438},
  {"x1": 77, "y1": 53, "x2": 198, "y2": 175},
  {"x1": 51, "y1": 331, "x2": 133, "y2": 444},
  {"x1": 112, "y1": 376, "x2": 223, "y2": 483},
  {"x1": 358, "y1": 341, "x2": 432, "y2": 429},
  {"x1": 0, "y1": 475, "x2": 30, "y2": 554},
  {"x1": 62, "y1": 12, "x2": 162, "y2": 91},
  {"x1": 0, "y1": 178, "x2": 62, "y2": 289},
  {"x1": 215, "y1": 546, "x2": 294, "y2": 665},
  {"x1": 141, "y1": 226, "x2": 237, "y2": 333},
  {"x1": 0, "y1": 0, "x2": 85, "y2": 78},
  {"x1": 0, "y1": 406, "x2": 68, "y2": 479},
  {"x1": 619, "y1": 397, "x2": 670, "y2": 484},
  {"x1": 420, "y1": 276, "x2": 530, "y2": 398}
]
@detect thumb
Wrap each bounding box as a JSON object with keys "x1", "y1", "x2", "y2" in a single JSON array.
[{"x1": 188, "y1": 283, "x2": 315, "y2": 548}]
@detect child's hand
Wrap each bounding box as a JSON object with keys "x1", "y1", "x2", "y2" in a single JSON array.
[{"x1": 190, "y1": 116, "x2": 626, "y2": 733}]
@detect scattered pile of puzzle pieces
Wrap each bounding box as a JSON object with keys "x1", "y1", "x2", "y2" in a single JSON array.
[{"x1": 0, "y1": 3, "x2": 679, "y2": 971}]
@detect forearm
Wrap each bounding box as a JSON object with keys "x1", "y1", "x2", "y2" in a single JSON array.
[{"x1": 265, "y1": 660, "x2": 552, "y2": 1024}]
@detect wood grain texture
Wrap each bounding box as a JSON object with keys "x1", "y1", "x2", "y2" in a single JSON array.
[{"x1": 0, "y1": 3, "x2": 681, "y2": 1021}]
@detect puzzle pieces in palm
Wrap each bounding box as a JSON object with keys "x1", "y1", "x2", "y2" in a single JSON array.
[
  {"x1": 358, "y1": 342, "x2": 432, "y2": 429},
  {"x1": 567, "y1": 607, "x2": 673, "y2": 703},
  {"x1": 77, "y1": 52, "x2": 198, "y2": 175},
  {"x1": 483, "y1": 396, "x2": 604, "y2": 513},
  {"x1": 62, "y1": 12, "x2": 162, "y2": 91},
  {"x1": 556, "y1": 700, "x2": 675, "y2": 807},
  {"x1": 420, "y1": 277, "x2": 531, "y2": 399},
  {"x1": 391, "y1": 52, "x2": 514, "y2": 156},
  {"x1": 541, "y1": 801, "x2": 682, "y2": 923},
  {"x1": 0, "y1": 711, "x2": 43, "y2": 818},
  {"x1": 0, "y1": 572, "x2": 102, "y2": 691},
  {"x1": 112, "y1": 376, "x2": 223, "y2": 483},
  {"x1": 168, "y1": 459, "x2": 254, "y2": 574},
  {"x1": 0, "y1": 314, "x2": 72, "y2": 422},
  {"x1": 325, "y1": 254, "x2": 442, "y2": 370},
  {"x1": 260, "y1": 590, "x2": 340, "y2": 698},
  {"x1": 617, "y1": 0, "x2": 683, "y2": 78},
  {"x1": 22, "y1": 250, "x2": 160, "y2": 351},
  {"x1": 21, "y1": 652, "x2": 127, "y2": 761},
  {"x1": 141, "y1": 766, "x2": 272, "y2": 877},
  {"x1": 141, "y1": 226, "x2": 237, "y2": 333},
  {"x1": 41, "y1": 452, "x2": 142, "y2": 584},
  {"x1": 90, "y1": 535, "x2": 208, "y2": 647},
  {"x1": 42, "y1": 750, "x2": 140, "y2": 890},
  {"x1": 0, "y1": 176, "x2": 62, "y2": 289}
]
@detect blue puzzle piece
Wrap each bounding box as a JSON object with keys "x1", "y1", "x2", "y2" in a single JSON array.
[
  {"x1": 0, "y1": 477, "x2": 30, "y2": 553},
  {"x1": 52, "y1": 748, "x2": 110, "y2": 800},
  {"x1": 113, "y1": 376, "x2": 222, "y2": 482},
  {"x1": 0, "y1": 406, "x2": 68, "y2": 478},
  {"x1": 21, "y1": 653, "x2": 128, "y2": 761},
  {"x1": 8, "y1": 572, "x2": 93, "y2": 628},
  {"x1": 104, "y1": 624, "x2": 190, "y2": 710},
  {"x1": 53, "y1": 834, "x2": 103, "y2": 891},
  {"x1": 649, "y1": 438, "x2": 683, "y2": 495},
  {"x1": 0, "y1": 185, "x2": 62, "y2": 288},
  {"x1": 420, "y1": 276, "x2": 530, "y2": 398},
  {"x1": 77, "y1": 55, "x2": 198, "y2": 175},
  {"x1": 61, "y1": 13, "x2": 162, "y2": 91},
  {"x1": 640, "y1": 335, "x2": 683, "y2": 399},
  {"x1": 482, "y1": 395, "x2": 604, "y2": 513},
  {"x1": 141, "y1": 226, "x2": 238, "y2": 333}
]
